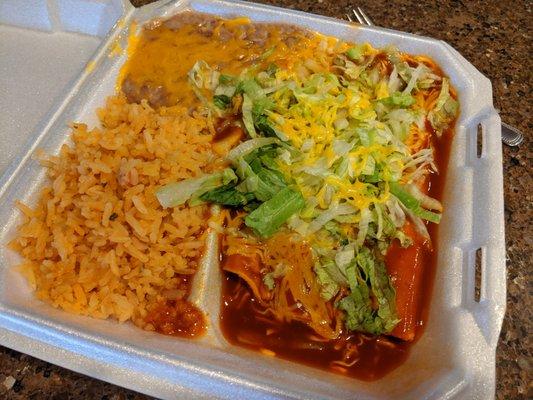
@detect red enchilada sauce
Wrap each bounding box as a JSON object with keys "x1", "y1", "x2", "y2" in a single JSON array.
[{"x1": 220, "y1": 125, "x2": 454, "y2": 380}]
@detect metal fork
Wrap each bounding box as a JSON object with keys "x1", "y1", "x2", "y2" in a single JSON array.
[
  {"x1": 347, "y1": 8, "x2": 524, "y2": 147},
  {"x1": 347, "y1": 8, "x2": 374, "y2": 26}
]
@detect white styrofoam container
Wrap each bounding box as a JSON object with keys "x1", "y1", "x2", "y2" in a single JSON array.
[{"x1": 0, "y1": 1, "x2": 506, "y2": 399}]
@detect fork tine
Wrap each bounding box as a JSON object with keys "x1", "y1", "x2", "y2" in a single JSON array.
[
  {"x1": 346, "y1": 13, "x2": 353, "y2": 22},
  {"x1": 357, "y1": 7, "x2": 374, "y2": 26},
  {"x1": 351, "y1": 9, "x2": 365, "y2": 24}
]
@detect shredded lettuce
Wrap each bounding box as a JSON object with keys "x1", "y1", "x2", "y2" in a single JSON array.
[
  {"x1": 339, "y1": 248, "x2": 399, "y2": 334},
  {"x1": 183, "y1": 41, "x2": 457, "y2": 337}
]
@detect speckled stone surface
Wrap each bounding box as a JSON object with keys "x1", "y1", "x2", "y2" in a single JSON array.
[{"x1": 0, "y1": 0, "x2": 530, "y2": 399}]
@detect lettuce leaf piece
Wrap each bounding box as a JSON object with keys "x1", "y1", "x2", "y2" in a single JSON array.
[
  {"x1": 188, "y1": 61, "x2": 221, "y2": 115},
  {"x1": 213, "y1": 94, "x2": 231, "y2": 109},
  {"x1": 346, "y1": 44, "x2": 365, "y2": 62},
  {"x1": 389, "y1": 181, "x2": 441, "y2": 223},
  {"x1": 258, "y1": 152, "x2": 282, "y2": 172},
  {"x1": 263, "y1": 273, "x2": 276, "y2": 291},
  {"x1": 219, "y1": 74, "x2": 235, "y2": 85},
  {"x1": 338, "y1": 294, "x2": 372, "y2": 331},
  {"x1": 262, "y1": 262, "x2": 288, "y2": 290},
  {"x1": 402, "y1": 64, "x2": 425, "y2": 94},
  {"x1": 323, "y1": 220, "x2": 342, "y2": 240},
  {"x1": 214, "y1": 83, "x2": 237, "y2": 98},
  {"x1": 237, "y1": 176, "x2": 276, "y2": 201},
  {"x1": 307, "y1": 203, "x2": 357, "y2": 234},
  {"x1": 251, "y1": 95, "x2": 276, "y2": 137},
  {"x1": 266, "y1": 63, "x2": 279, "y2": 76},
  {"x1": 243, "y1": 201, "x2": 261, "y2": 212},
  {"x1": 236, "y1": 78, "x2": 263, "y2": 99},
  {"x1": 255, "y1": 114, "x2": 278, "y2": 137},
  {"x1": 314, "y1": 253, "x2": 356, "y2": 301},
  {"x1": 314, "y1": 262, "x2": 340, "y2": 301},
  {"x1": 199, "y1": 184, "x2": 255, "y2": 207},
  {"x1": 188, "y1": 60, "x2": 219, "y2": 90},
  {"x1": 244, "y1": 143, "x2": 279, "y2": 164},
  {"x1": 197, "y1": 145, "x2": 288, "y2": 207},
  {"x1": 241, "y1": 94, "x2": 257, "y2": 138},
  {"x1": 235, "y1": 154, "x2": 286, "y2": 202},
  {"x1": 380, "y1": 92, "x2": 416, "y2": 107},
  {"x1": 252, "y1": 97, "x2": 275, "y2": 119},
  {"x1": 227, "y1": 138, "x2": 278, "y2": 163},
  {"x1": 230, "y1": 76, "x2": 278, "y2": 140},
  {"x1": 259, "y1": 47, "x2": 275, "y2": 61},
  {"x1": 156, "y1": 168, "x2": 237, "y2": 208},
  {"x1": 257, "y1": 168, "x2": 287, "y2": 191},
  {"x1": 241, "y1": 86, "x2": 275, "y2": 138},
  {"x1": 427, "y1": 78, "x2": 459, "y2": 135},
  {"x1": 357, "y1": 248, "x2": 398, "y2": 330},
  {"x1": 245, "y1": 187, "x2": 305, "y2": 237},
  {"x1": 326, "y1": 259, "x2": 349, "y2": 284},
  {"x1": 335, "y1": 246, "x2": 355, "y2": 271}
]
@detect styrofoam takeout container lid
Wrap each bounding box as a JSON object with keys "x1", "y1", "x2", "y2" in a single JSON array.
[{"x1": 0, "y1": 0, "x2": 506, "y2": 399}]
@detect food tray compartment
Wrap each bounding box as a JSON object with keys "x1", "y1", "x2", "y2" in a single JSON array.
[{"x1": 0, "y1": 1, "x2": 506, "y2": 399}]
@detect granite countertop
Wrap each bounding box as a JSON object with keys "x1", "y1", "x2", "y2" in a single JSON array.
[{"x1": 0, "y1": 0, "x2": 530, "y2": 399}]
